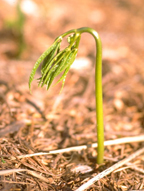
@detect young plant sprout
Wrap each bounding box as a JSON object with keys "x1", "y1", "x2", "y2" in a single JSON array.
[{"x1": 29, "y1": 27, "x2": 104, "y2": 164}]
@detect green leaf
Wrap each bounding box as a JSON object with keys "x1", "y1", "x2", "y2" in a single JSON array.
[
  {"x1": 41, "y1": 43, "x2": 60, "y2": 75},
  {"x1": 29, "y1": 40, "x2": 61, "y2": 93},
  {"x1": 39, "y1": 49, "x2": 67, "y2": 87},
  {"x1": 57, "y1": 48, "x2": 78, "y2": 75},
  {"x1": 1, "y1": 157, "x2": 6, "y2": 163},
  {"x1": 54, "y1": 49, "x2": 78, "y2": 92},
  {"x1": 45, "y1": 51, "x2": 70, "y2": 90},
  {"x1": 50, "y1": 50, "x2": 70, "y2": 77}
]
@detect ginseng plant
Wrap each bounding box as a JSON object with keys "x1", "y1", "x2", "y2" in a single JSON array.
[{"x1": 29, "y1": 27, "x2": 104, "y2": 164}]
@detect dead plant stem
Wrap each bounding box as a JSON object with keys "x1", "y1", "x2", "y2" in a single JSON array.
[{"x1": 10, "y1": 135, "x2": 144, "y2": 160}]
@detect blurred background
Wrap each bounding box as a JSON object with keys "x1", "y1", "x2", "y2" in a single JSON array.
[
  {"x1": 0, "y1": 0, "x2": 143, "y2": 59},
  {"x1": 0, "y1": 0, "x2": 144, "y2": 141}
]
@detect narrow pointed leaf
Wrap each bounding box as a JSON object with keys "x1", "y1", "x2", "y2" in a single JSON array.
[
  {"x1": 56, "y1": 49, "x2": 78, "y2": 77},
  {"x1": 29, "y1": 40, "x2": 60, "y2": 92},
  {"x1": 40, "y1": 49, "x2": 67, "y2": 87},
  {"x1": 45, "y1": 50, "x2": 72, "y2": 90},
  {"x1": 50, "y1": 50, "x2": 71, "y2": 77},
  {"x1": 59, "y1": 66, "x2": 71, "y2": 93},
  {"x1": 41, "y1": 43, "x2": 60, "y2": 74},
  {"x1": 54, "y1": 49, "x2": 78, "y2": 92}
]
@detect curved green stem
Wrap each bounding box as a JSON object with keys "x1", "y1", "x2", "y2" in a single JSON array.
[
  {"x1": 63, "y1": 27, "x2": 104, "y2": 164},
  {"x1": 80, "y1": 28, "x2": 104, "y2": 164}
]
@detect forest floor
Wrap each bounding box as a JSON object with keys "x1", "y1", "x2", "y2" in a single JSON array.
[{"x1": 0, "y1": 0, "x2": 144, "y2": 190}]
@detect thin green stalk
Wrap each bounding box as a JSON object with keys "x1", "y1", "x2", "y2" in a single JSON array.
[{"x1": 77, "y1": 28, "x2": 104, "y2": 164}]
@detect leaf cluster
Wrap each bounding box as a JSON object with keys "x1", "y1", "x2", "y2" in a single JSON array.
[{"x1": 29, "y1": 33, "x2": 81, "y2": 93}]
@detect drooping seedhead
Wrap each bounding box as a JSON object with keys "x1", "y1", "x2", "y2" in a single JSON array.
[{"x1": 29, "y1": 32, "x2": 81, "y2": 93}]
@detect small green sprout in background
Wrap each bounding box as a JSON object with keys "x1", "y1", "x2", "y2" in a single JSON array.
[
  {"x1": 1, "y1": 157, "x2": 6, "y2": 164},
  {"x1": 29, "y1": 27, "x2": 104, "y2": 164},
  {"x1": 4, "y1": 0, "x2": 25, "y2": 58}
]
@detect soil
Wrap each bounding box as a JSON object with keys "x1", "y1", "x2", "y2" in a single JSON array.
[{"x1": 0, "y1": 0, "x2": 144, "y2": 190}]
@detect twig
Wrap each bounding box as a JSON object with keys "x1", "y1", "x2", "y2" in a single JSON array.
[
  {"x1": 10, "y1": 135, "x2": 144, "y2": 160},
  {"x1": 0, "y1": 169, "x2": 49, "y2": 183},
  {"x1": 127, "y1": 162, "x2": 144, "y2": 174},
  {"x1": 75, "y1": 147, "x2": 144, "y2": 191},
  {"x1": 0, "y1": 169, "x2": 27, "y2": 175}
]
